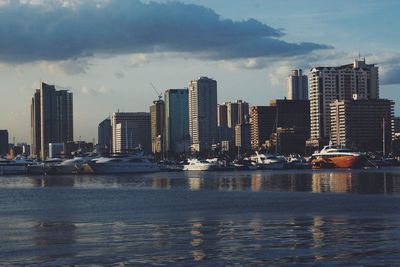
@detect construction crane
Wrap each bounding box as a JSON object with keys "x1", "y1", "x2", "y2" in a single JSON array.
[{"x1": 150, "y1": 82, "x2": 162, "y2": 101}]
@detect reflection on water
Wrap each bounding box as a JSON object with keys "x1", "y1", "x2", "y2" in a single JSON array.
[
  {"x1": 33, "y1": 221, "x2": 77, "y2": 262},
  {"x1": 0, "y1": 169, "x2": 400, "y2": 194},
  {"x1": 1, "y1": 170, "x2": 400, "y2": 265}
]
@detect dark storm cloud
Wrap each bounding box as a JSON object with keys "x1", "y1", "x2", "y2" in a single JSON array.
[{"x1": 0, "y1": 0, "x2": 331, "y2": 63}]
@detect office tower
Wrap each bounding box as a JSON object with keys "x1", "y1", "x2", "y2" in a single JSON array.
[
  {"x1": 164, "y1": 89, "x2": 189, "y2": 155},
  {"x1": 394, "y1": 117, "x2": 400, "y2": 133},
  {"x1": 227, "y1": 100, "x2": 250, "y2": 128},
  {"x1": 150, "y1": 99, "x2": 164, "y2": 155},
  {"x1": 49, "y1": 143, "x2": 64, "y2": 158},
  {"x1": 188, "y1": 77, "x2": 217, "y2": 153},
  {"x1": 269, "y1": 99, "x2": 310, "y2": 154},
  {"x1": 112, "y1": 112, "x2": 151, "y2": 154},
  {"x1": 98, "y1": 118, "x2": 112, "y2": 155},
  {"x1": 0, "y1": 130, "x2": 8, "y2": 156},
  {"x1": 237, "y1": 100, "x2": 250, "y2": 125},
  {"x1": 330, "y1": 97, "x2": 394, "y2": 153},
  {"x1": 235, "y1": 123, "x2": 251, "y2": 153},
  {"x1": 309, "y1": 58, "x2": 379, "y2": 146},
  {"x1": 287, "y1": 69, "x2": 308, "y2": 100},
  {"x1": 250, "y1": 106, "x2": 276, "y2": 150},
  {"x1": 31, "y1": 90, "x2": 41, "y2": 157},
  {"x1": 31, "y1": 82, "x2": 73, "y2": 159},
  {"x1": 217, "y1": 103, "x2": 228, "y2": 127}
]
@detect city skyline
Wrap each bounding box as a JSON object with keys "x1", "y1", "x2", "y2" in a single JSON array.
[{"x1": 0, "y1": 0, "x2": 399, "y2": 143}]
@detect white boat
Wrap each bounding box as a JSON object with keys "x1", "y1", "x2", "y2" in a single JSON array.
[
  {"x1": 285, "y1": 154, "x2": 311, "y2": 169},
  {"x1": 183, "y1": 159, "x2": 217, "y2": 171},
  {"x1": 87, "y1": 153, "x2": 160, "y2": 174},
  {"x1": 249, "y1": 152, "x2": 286, "y2": 170},
  {"x1": 47, "y1": 157, "x2": 87, "y2": 175},
  {"x1": 27, "y1": 158, "x2": 63, "y2": 175},
  {"x1": 0, "y1": 156, "x2": 31, "y2": 175}
]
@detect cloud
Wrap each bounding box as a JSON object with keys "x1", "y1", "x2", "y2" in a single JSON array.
[
  {"x1": 114, "y1": 70, "x2": 125, "y2": 79},
  {"x1": 80, "y1": 85, "x2": 111, "y2": 96},
  {"x1": 0, "y1": 0, "x2": 330, "y2": 64},
  {"x1": 381, "y1": 66, "x2": 400, "y2": 85},
  {"x1": 42, "y1": 58, "x2": 91, "y2": 75}
]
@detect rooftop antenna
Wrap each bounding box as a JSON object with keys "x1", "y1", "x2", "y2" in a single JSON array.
[{"x1": 150, "y1": 82, "x2": 162, "y2": 101}]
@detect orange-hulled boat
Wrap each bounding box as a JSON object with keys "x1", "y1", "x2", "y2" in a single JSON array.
[{"x1": 311, "y1": 145, "x2": 365, "y2": 169}]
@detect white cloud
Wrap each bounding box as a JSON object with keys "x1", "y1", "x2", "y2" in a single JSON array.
[
  {"x1": 41, "y1": 58, "x2": 91, "y2": 75},
  {"x1": 80, "y1": 85, "x2": 111, "y2": 96}
]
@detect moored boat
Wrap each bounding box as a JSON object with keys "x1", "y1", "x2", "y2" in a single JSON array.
[
  {"x1": 0, "y1": 157, "x2": 30, "y2": 175},
  {"x1": 249, "y1": 152, "x2": 285, "y2": 170},
  {"x1": 183, "y1": 159, "x2": 217, "y2": 171},
  {"x1": 311, "y1": 145, "x2": 365, "y2": 169},
  {"x1": 87, "y1": 153, "x2": 159, "y2": 174}
]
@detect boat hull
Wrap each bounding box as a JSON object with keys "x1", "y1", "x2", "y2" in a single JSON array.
[
  {"x1": 183, "y1": 165, "x2": 215, "y2": 171},
  {"x1": 0, "y1": 165, "x2": 27, "y2": 175},
  {"x1": 258, "y1": 162, "x2": 285, "y2": 170},
  {"x1": 312, "y1": 155, "x2": 363, "y2": 169},
  {"x1": 88, "y1": 163, "x2": 160, "y2": 174}
]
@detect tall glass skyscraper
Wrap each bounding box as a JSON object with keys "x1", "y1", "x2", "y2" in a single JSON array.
[
  {"x1": 31, "y1": 82, "x2": 73, "y2": 159},
  {"x1": 164, "y1": 89, "x2": 189, "y2": 155},
  {"x1": 287, "y1": 69, "x2": 308, "y2": 100}
]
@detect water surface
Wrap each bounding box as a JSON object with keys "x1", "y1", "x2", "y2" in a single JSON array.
[{"x1": 1, "y1": 169, "x2": 400, "y2": 266}]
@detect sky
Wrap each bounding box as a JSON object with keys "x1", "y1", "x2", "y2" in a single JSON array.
[{"x1": 0, "y1": 0, "x2": 399, "y2": 143}]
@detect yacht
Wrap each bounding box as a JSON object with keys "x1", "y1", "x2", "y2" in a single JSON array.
[
  {"x1": 232, "y1": 159, "x2": 258, "y2": 170},
  {"x1": 311, "y1": 145, "x2": 365, "y2": 169},
  {"x1": 183, "y1": 159, "x2": 217, "y2": 171},
  {"x1": 87, "y1": 153, "x2": 160, "y2": 174},
  {"x1": 249, "y1": 152, "x2": 286, "y2": 170},
  {"x1": 26, "y1": 158, "x2": 63, "y2": 175},
  {"x1": 0, "y1": 156, "x2": 31, "y2": 175},
  {"x1": 47, "y1": 157, "x2": 88, "y2": 175},
  {"x1": 285, "y1": 154, "x2": 312, "y2": 169}
]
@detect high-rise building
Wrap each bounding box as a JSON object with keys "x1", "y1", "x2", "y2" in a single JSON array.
[
  {"x1": 227, "y1": 100, "x2": 249, "y2": 128},
  {"x1": 309, "y1": 58, "x2": 379, "y2": 146},
  {"x1": 31, "y1": 90, "x2": 40, "y2": 157},
  {"x1": 217, "y1": 103, "x2": 228, "y2": 127},
  {"x1": 112, "y1": 112, "x2": 151, "y2": 154},
  {"x1": 164, "y1": 89, "x2": 189, "y2": 155},
  {"x1": 150, "y1": 99, "x2": 164, "y2": 154},
  {"x1": 31, "y1": 82, "x2": 73, "y2": 159},
  {"x1": 188, "y1": 77, "x2": 217, "y2": 153},
  {"x1": 287, "y1": 69, "x2": 308, "y2": 100},
  {"x1": 235, "y1": 123, "x2": 251, "y2": 153},
  {"x1": 98, "y1": 118, "x2": 112, "y2": 155},
  {"x1": 0, "y1": 130, "x2": 8, "y2": 156},
  {"x1": 250, "y1": 106, "x2": 276, "y2": 150},
  {"x1": 330, "y1": 97, "x2": 394, "y2": 153},
  {"x1": 269, "y1": 99, "x2": 310, "y2": 154}
]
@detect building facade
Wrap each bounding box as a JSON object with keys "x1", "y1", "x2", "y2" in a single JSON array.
[
  {"x1": 188, "y1": 77, "x2": 217, "y2": 153},
  {"x1": 31, "y1": 82, "x2": 73, "y2": 159},
  {"x1": 164, "y1": 89, "x2": 189, "y2": 155},
  {"x1": 112, "y1": 112, "x2": 151, "y2": 154},
  {"x1": 269, "y1": 99, "x2": 310, "y2": 154},
  {"x1": 330, "y1": 98, "x2": 394, "y2": 153},
  {"x1": 98, "y1": 118, "x2": 112, "y2": 155},
  {"x1": 150, "y1": 100, "x2": 164, "y2": 155},
  {"x1": 250, "y1": 106, "x2": 276, "y2": 150},
  {"x1": 235, "y1": 123, "x2": 251, "y2": 153},
  {"x1": 287, "y1": 69, "x2": 308, "y2": 100},
  {"x1": 309, "y1": 59, "x2": 379, "y2": 146},
  {"x1": 217, "y1": 103, "x2": 228, "y2": 127},
  {"x1": 0, "y1": 130, "x2": 8, "y2": 156}
]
